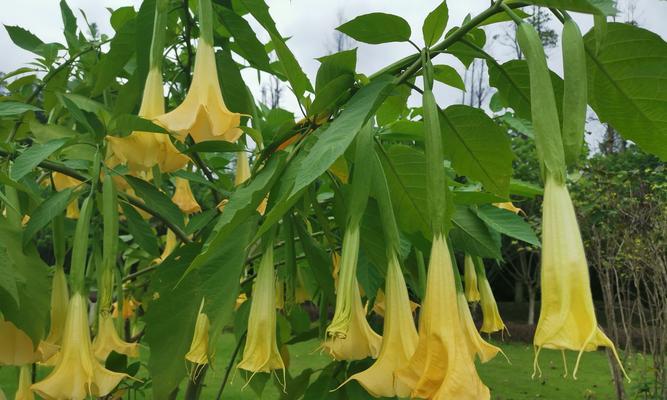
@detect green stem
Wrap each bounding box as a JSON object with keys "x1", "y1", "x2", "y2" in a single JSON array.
[
  {"x1": 198, "y1": 0, "x2": 214, "y2": 45},
  {"x1": 52, "y1": 215, "x2": 66, "y2": 268},
  {"x1": 501, "y1": 3, "x2": 525, "y2": 24},
  {"x1": 70, "y1": 193, "x2": 94, "y2": 294}
]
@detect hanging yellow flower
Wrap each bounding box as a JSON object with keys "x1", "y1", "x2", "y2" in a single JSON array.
[
  {"x1": 185, "y1": 301, "x2": 211, "y2": 380},
  {"x1": 235, "y1": 151, "x2": 251, "y2": 186},
  {"x1": 535, "y1": 174, "x2": 626, "y2": 378},
  {"x1": 154, "y1": 40, "x2": 242, "y2": 143},
  {"x1": 15, "y1": 364, "x2": 34, "y2": 400},
  {"x1": 463, "y1": 254, "x2": 480, "y2": 302},
  {"x1": 106, "y1": 68, "x2": 189, "y2": 174},
  {"x1": 324, "y1": 225, "x2": 381, "y2": 361},
  {"x1": 31, "y1": 293, "x2": 127, "y2": 400},
  {"x1": 0, "y1": 320, "x2": 38, "y2": 366},
  {"x1": 457, "y1": 292, "x2": 503, "y2": 363},
  {"x1": 479, "y1": 272, "x2": 507, "y2": 334},
  {"x1": 38, "y1": 266, "x2": 70, "y2": 364},
  {"x1": 344, "y1": 252, "x2": 418, "y2": 398},
  {"x1": 396, "y1": 235, "x2": 490, "y2": 400},
  {"x1": 155, "y1": 229, "x2": 178, "y2": 263},
  {"x1": 93, "y1": 314, "x2": 139, "y2": 361},
  {"x1": 237, "y1": 245, "x2": 286, "y2": 378},
  {"x1": 111, "y1": 297, "x2": 140, "y2": 320},
  {"x1": 52, "y1": 172, "x2": 80, "y2": 219},
  {"x1": 493, "y1": 202, "x2": 523, "y2": 214},
  {"x1": 171, "y1": 177, "x2": 201, "y2": 214}
]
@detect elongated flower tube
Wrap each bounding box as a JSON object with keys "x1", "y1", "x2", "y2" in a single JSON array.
[
  {"x1": 31, "y1": 293, "x2": 127, "y2": 400},
  {"x1": 457, "y1": 292, "x2": 502, "y2": 363},
  {"x1": 38, "y1": 265, "x2": 70, "y2": 364},
  {"x1": 396, "y1": 236, "x2": 490, "y2": 400},
  {"x1": 534, "y1": 174, "x2": 625, "y2": 378},
  {"x1": 93, "y1": 314, "x2": 139, "y2": 361},
  {"x1": 185, "y1": 300, "x2": 211, "y2": 379},
  {"x1": 324, "y1": 225, "x2": 382, "y2": 360},
  {"x1": 16, "y1": 364, "x2": 34, "y2": 400},
  {"x1": 171, "y1": 177, "x2": 201, "y2": 214},
  {"x1": 154, "y1": 0, "x2": 241, "y2": 143},
  {"x1": 478, "y1": 265, "x2": 507, "y2": 335},
  {"x1": 52, "y1": 172, "x2": 80, "y2": 219},
  {"x1": 237, "y1": 245, "x2": 286, "y2": 379},
  {"x1": 0, "y1": 320, "x2": 38, "y2": 366},
  {"x1": 156, "y1": 229, "x2": 177, "y2": 263},
  {"x1": 463, "y1": 254, "x2": 480, "y2": 303},
  {"x1": 344, "y1": 252, "x2": 417, "y2": 398},
  {"x1": 235, "y1": 151, "x2": 251, "y2": 185}
]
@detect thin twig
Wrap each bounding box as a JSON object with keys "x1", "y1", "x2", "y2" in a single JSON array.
[{"x1": 215, "y1": 333, "x2": 246, "y2": 400}]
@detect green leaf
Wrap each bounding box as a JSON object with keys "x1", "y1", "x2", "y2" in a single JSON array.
[
  {"x1": 478, "y1": 9, "x2": 530, "y2": 26},
  {"x1": 10, "y1": 138, "x2": 70, "y2": 181},
  {"x1": 293, "y1": 218, "x2": 335, "y2": 304},
  {"x1": 184, "y1": 140, "x2": 244, "y2": 154},
  {"x1": 124, "y1": 176, "x2": 184, "y2": 229},
  {"x1": 60, "y1": 0, "x2": 79, "y2": 51},
  {"x1": 0, "y1": 246, "x2": 19, "y2": 308},
  {"x1": 4, "y1": 25, "x2": 45, "y2": 55},
  {"x1": 0, "y1": 224, "x2": 50, "y2": 345},
  {"x1": 509, "y1": 178, "x2": 543, "y2": 197},
  {"x1": 432, "y1": 65, "x2": 465, "y2": 91},
  {"x1": 376, "y1": 84, "x2": 411, "y2": 127},
  {"x1": 310, "y1": 74, "x2": 355, "y2": 117},
  {"x1": 315, "y1": 49, "x2": 357, "y2": 92},
  {"x1": 120, "y1": 203, "x2": 160, "y2": 257},
  {"x1": 440, "y1": 105, "x2": 513, "y2": 198},
  {"x1": 23, "y1": 188, "x2": 75, "y2": 245},
  {"x1": 107, "y1": 114, "x2": 166, "y2": 137},
  {"x1": 487, "y1": 59, "x2": 565, "y2": 125},
  {"x1": 446, "y1": 28, "x2": 486, "y2": 68},
  {"x1": 93, "y1": 16, "x2": 137, "y2": 95},
  {"x1": 584, "y1": 23, "x2": 667, "y2": 160},
  {"x1": 450, "y1": 205, "x2": 501, "y2": 259},
  {"x1": 0, "y1": 101, "x2": 41, "y2": 117},
  {"x1": 217, "y1": 5, "x2": 272, "y2": 71},
  {"x1": 217, "y1": 48, "x2": 254, "y2": 115},
  {"x1": 422, "y1": 1, "x2": 449, "y2": 47},
  {"x1": 477, "y1": 204, "x2": 539, "y2": 246},
  {"x1": 509, "y1": 0, "x2": 616, "y2": 15},
  {"x1": 337, "y1": 13, "x2": 411, "y2": 44},
  {"x1": 290, "y1": 75, "x2": 394, "y2": 198}
]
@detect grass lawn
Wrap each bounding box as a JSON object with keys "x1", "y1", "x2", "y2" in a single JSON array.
[{"x1": 0, "y1": 336, "x2": 625, "y2": 399}]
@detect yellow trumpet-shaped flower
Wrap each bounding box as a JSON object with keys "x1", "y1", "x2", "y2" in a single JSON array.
[
  {"x1": 154, "y1": 40, "x2": 242, "y2": 143},
  {"x1": 38, "y1": 266, "x2": 70, "y2": 364},
  {"x1": 0, "y1": 320, "x2": 38, "y2": 366},
  {"x1": 112, "y1": 297, "x2": 140, "y2": 320},
  {"x1": 493, "y1": 202, "x2": 523, "y2": 214},
  {"x1": 479, "y1": 274, "x2": 506, "y2": 334},
  {"x1": 235, "y1": 151, "x2": 251, "y2": 186},
  {"x1": 185, "y1": 302, "x2": 211, "y2": 380},
  {"x1": 15, "y1": 364, "x2": 34, "y2": 400},
  {"x1": 535, "y1": 174, "x2": 626, "y2": 378},
  {"x1": 237, "y1": 246, "x2": 286, "y2": 377},
  {"x1": 396, "y1": 235, "x2": 490, "y2": 400},
  {"x1": 31, "y1": 293, "x2": 127, "y2": 400},
  {"x1": 324, "y1": 225, "x2": 382, "y2": 361},
  {"x1": 464, "y1": 254, "x2": 480, "y2": 303},
  {"x1": 457, "y1": 292, "x2": 503, "y2": 363},
  {"x1": 93, "y1": 314, "x2": 139, "y2": 361},
  {"x1": 52, "y1": 172, "x2": 80, "y2": 219},
  {"x1": 155, "y1": 229, "x2": 178, "y2": 263},
  {"x1": 106, "y1": 68, "x2": 189, "y2": 174},
  {"x1": 171, "y1": 177, "x2": 201, "y2": 214},
  {"x1": 345, "y1": 252, "x2": 418, "y2": 398}
]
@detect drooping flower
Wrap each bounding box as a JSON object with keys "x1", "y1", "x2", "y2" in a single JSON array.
[
  {"x1": 493, "y1": 202, "x2": 523, "y2": 214},
  {"x1": 463, "y1": 254, "x2": 480, "y2": 303},
  {"x1": 0, "y1": 320, "x2": 38, "y2": 366},
  {"x1": 106, "y1": 68, "x2": 189, "y2": 174},
  {"x1": 185, "y1": 300, "x2": 211, "y2": 379},
  {"x1": 344, "y1": 252, "x2": 418, "y2": 398},
  {"x1": 457, "y1": 292, "x2": 503, "y2": 363},
  {"x1": 154, "y1": 39, "x2": 242, "y2": 143},
  {"x1": 534, "y1": 174, "x2": 626, "y2": 378},
  {"x1": 237, "y1": 245, "x2": 286, "y2": 378},
  {"x1": 52, "y1": 172, "x2": 81, "y2": 219},
  {"x1": 112, "y1": 297, "x2": 140, "y2": 320},
  {"x1": 156, "y1": 229, "x2": 177, "y2": 263},
  {"x1": 171, "y1": 177, "x2": 201, "y2": 214},
  {"x1": 93, "y1": 314, "x2": 139, "y2": 361},
  {"x1": 396, "y1": 235, "x2": 490, "y2": 400},
  {"x1": 31, "y1": 293, "x2": 127, "y2": 400},
  {"x1": 235, "y1": 151, "x2": 251, "y2": 186},
  {"x1": 15, "y1": 364, "x2": 34, "y2": 400},
  {"x1": 324, "y1": 225, "x2": 382, "y2": 361},
  {"x1": 38, "y1": 266, "x2": 70, "y2": 364},
  {"x1": 478, "y1": 269, "x2": 507, "y2": 334}
]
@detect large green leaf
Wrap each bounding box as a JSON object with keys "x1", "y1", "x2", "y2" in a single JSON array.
[
  {"x1": 337, "y1": 13, "x2": 411, "y2": 44},
  {"x1": 92, "y1": 16, "x2": 137, "y2": 95},
  {"x1": 23, "y1": 188, "x2": 75, "y2": 245},
  {"x1": 487, "y1": 59, "x2": 564, "y2": 124},
  {"x1": 10, "y1": 138, "x2": 69, "y2": 181},
  {"x1": 120, "y1": 203, "x2": 160, "y2": 257},
  {"x1": 476, "y1": 204, "x2": 539, "y2": 246},
  {"x1": 440, "y1": 105, "x2": 514, "y2": 197},
  {"x1": 124, "y1": 176, "x2": 184, "y2": 229},
  {"x1": 508, "y1": 0, "x2": 616, "y2": 15},
  {"x1": 422, "y1": 2, "x2": 448, "y2": 47},
  {"x1": 0, "y1": 101, "x2": 41, "y2": 117},
  {"x1": 584, "y1": 23, "x2": 667, "y2": 160},
  {"x1": 217, "y1": 5, "x2": 272, "y2": 71},
  {"x1": 217, "y1": 48, "x2": 254, "y2": 115},
  {"x1": 290, "y1": 75, "x2": 394, "y2": 198},
  {"x1": 315, "y1": 49, "x2": 357, "y2": 92},
  {"x1": 433, "y1": 65, "x2": 465, "y2": 91},
  {"x1": 3, "y1": 25, "x2": 48, "y2": 56},
  {"x1": 0, "y1": 223, "x2": 50, "y2": 345},
  {"x1": 450, "y1": 205, "x2": 501, "y2": 259}
]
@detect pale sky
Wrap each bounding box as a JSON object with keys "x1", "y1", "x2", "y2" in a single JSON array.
[{"x1": 2, "y1": 0, "x2": 666, "y2": 149}]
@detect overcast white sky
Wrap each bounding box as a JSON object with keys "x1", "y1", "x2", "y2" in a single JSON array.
[{"x1": 1, "y1": 0, "x2": 666, "y2": 149}]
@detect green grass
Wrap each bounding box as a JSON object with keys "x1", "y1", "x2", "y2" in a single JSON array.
[{"x1": 0, "y1": 337, "x2": 625, "y2": 399}]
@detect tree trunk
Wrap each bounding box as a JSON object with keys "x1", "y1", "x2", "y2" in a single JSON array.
[
  {"x1": 607, "y1": 349, "x2": 626, "y2": 400},
  {"x1": 527, "y1": 286, "x2": 536, "y2": 325},
  {"x1": 514, "y1": 280, "x2": 524, "y2": 303}
]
